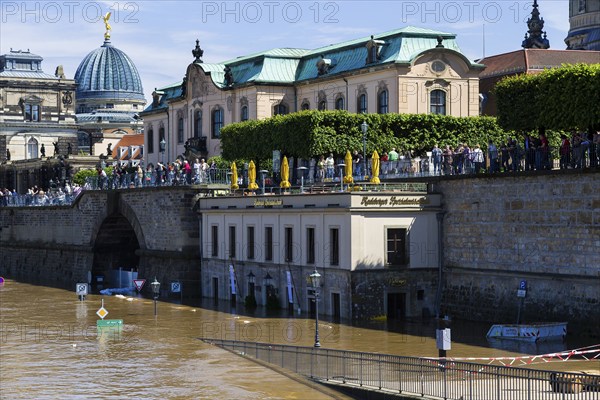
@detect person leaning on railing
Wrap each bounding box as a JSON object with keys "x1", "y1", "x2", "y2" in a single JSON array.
[
  {"x1": 594, "y1": 131, "x2": 600, "y2": 168},
  {"x1": 559, "y1": 134, "x2": 571, "y2": 170}
]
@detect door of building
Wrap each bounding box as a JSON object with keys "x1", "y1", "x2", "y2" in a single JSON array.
[
  {"x1": 212, "y1": 277, "x2": 219, "y2": 301},
  {"x1": 387, "y1": 292, "x2": 406, "y2": 319},
  {"x1": 331, "y1": 293, "x2": 341, "y2": 319}
]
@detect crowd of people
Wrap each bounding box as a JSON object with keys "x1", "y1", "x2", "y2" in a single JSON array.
[
  {"x1": 0, "y1": 183, "x2": 83, "y2": 207},
  {"x1": 2, "y1": 131, "x2": 598, "y2": 206},
  {"x1": 94, "y1": 157, "x2": 219, "y2": 189}
]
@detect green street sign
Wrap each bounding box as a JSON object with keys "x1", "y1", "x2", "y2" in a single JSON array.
[{"x1": 97, "y1": 319, "x2": 123, "y2": 338}]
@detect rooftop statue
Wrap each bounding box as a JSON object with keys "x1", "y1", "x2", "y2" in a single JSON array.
[{"x1": 103, "y1": 12, "x2": 112, "y2": 40}]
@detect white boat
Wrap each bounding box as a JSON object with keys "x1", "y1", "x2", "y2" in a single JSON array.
[{"x1": 486, "y1": 322, "x2": 567, "y2": 342}]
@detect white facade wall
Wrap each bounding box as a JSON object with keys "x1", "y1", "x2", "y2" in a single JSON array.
[{"x1": 198, "y1": 192, "x2": 441, "y2": 318}]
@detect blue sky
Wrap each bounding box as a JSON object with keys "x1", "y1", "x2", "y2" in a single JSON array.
[{"x1": 1, "y1": 1, "x2": 570, "y2": 104}]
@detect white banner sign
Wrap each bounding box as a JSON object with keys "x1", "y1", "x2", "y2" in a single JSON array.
[
  {"x1": 286, "y1": 271, "x2": 293, "y2": 304},
  {"x1": 229, "y1": 265, "x2": 236, "y2": 295}
]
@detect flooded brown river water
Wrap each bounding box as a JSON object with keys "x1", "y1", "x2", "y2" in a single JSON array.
[{"x1": 1, "y1": 280, "x2": 597, "y2": 399}]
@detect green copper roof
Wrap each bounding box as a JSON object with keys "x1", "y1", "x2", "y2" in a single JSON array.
[
  {"x1": 151, "y1": 26, "x2": 480, "y2": 100},
  {"x1": 141, "y1": 81, "x2": 182, "y2": 113}
]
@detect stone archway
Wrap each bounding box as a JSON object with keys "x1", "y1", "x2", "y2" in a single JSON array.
[{"x1": 92, "y1": 213, "x2": 140, "y2": 287}]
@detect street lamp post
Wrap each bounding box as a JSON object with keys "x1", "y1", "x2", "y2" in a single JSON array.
[
  {"x1": 309, "y1": 268, "x2": 321, "y2": 348},
  {"x1": 159, "y1": 138, "x2": 166, "y2": 164},
  {"x1": 247, "y1": 271, "x2": 255, "y2": 296},
  {"x1": 150, "y1": 277, "x2": 160, "y2": 316},
  {"x1": 264, "y1": 272, "x2": 274, "y2": 308},
  {"x1": 297, "y1": 166, "x2": 307, "y2": 193},
  {"x1": 337, "y1": 163, "x2": 345, "y2": 192},
  {"x1": 361, "y1": 121, "x2": 368, "y2": 180},
  {"x1": 260, "y1": 170, "x2": 268, "y2": 194}
]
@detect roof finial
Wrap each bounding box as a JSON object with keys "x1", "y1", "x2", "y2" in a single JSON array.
[
  {"x1": 103, "y1": 12, "x2": 112, "y2": 40},
  {"x1": 192, "y1": 39, "x2": 204, "y2": 63},
  {"x1": 522, "y1": 0, "x2": 550, "y2": 49},
  {"x1": 436, "y1": 36, "x2": 444, "y2": 48}
]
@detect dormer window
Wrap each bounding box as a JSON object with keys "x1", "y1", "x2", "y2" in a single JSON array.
[
  {"x1": 365, "y1": 35, "x2": 385, "y2": 64},
  {"x1": 316, "y1": 55, "x2": 332, "y2": 75},
  {"x1": 224, "y1": 66, "x2": 234, "y2": 86},
  {"x1": 152, "y1": 90, "x2": 164, "y2": 107}
]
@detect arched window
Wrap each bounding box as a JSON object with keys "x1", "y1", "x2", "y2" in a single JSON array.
[
  {"x1": 378, "y1": 89, "x2": 388, "y2": 114},
  {"x1": 177, "y1": 117, "x2": 184, "y2": 143},
  {"x1": 301, "y1": 101, "x2": 310, "y2": 111},
  {"x1": 159, "y1": 126, "x2": 165, "y2": 145},
  {"x1": 194, "y1": 110, "x2": 203, "y2": 137},
  {"x1": 274, "y1": 103, "x2": 288, "y2": 115},
  {"x1": 27, "y1": 138, "x2": 39, "y2": 159},
  {"x1": 241, "y1": 105, "x2": 248, "y2": 121},
  {"x1": 212, "y1": 107, "x2": 223, "y2": 138},
  {"x1": 335, "y1": 96, "x2": 345, "y2": 110},
  {"x1": 147, "y1": 128, "x2": 154, "y2": 153},
  {"x1": 357, "y1": 93, "x2": 367, "y2": 114},
  {"x1": 318, "y1": 100, "x2": 327, "y2": 111},
  {"x1": 430, "y1": 90, "x2": 446, "y2": 115}
]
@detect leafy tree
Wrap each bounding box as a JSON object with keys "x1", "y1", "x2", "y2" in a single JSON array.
[{"x1": 72, "y1": 168, "x2": 97, "y2": 185}]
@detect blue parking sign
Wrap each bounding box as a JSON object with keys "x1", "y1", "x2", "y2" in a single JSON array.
[{"x1": 519, "y1": 280, "x2": 527, "y2": 290}]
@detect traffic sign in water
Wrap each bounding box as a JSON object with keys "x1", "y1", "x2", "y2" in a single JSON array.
[
  {"x1": 0, "y1": 277, "x2": 5, "y2": 285},
  {"x1": 97, "y1": 319, "x2": 123, "y2": 338},
  {"x1": 133, "y1": 279, "x2": 146, "y2": 291}
]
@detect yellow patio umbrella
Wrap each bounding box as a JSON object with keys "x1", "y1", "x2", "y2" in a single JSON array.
[
  {"x1": 230, "y1": 162, "x2": 239, "y2": 190},
  {"x1": 343, "y1": 150, "x2": 353, "y2": 184},
  {"x1": 370, "y1": 150, "x2": 380, "y2": 184},
  {"x1": 280, "y1": 156, "x2": 291, "y2": 188},
  {"x1": 248, "y1": 160, "x2": 259, "y2": 190}
]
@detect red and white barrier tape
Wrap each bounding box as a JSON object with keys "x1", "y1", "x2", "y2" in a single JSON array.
[{"x1": 424, "y1": 345, "x2": 600, "y2": 367}]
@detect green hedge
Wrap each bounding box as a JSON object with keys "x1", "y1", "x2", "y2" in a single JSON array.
[
  {"x1": 220, "y1": 111, "x2": 511, "y2": 161},
  {"x1": 496, "y1": 63, "x2": 600, "y2": 131}
]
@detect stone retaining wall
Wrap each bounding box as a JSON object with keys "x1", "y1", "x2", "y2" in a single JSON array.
[{"x1": 437, "y1": 170, "x2": 600, "y2": 335}]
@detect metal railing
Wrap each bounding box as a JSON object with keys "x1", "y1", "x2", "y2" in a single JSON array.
[
  {"x1": 85, "y1": 168, "x2": 232, "y2": 190},
  {"x1": 201, "y1": 339, "x2": 600, "y2": 400}
]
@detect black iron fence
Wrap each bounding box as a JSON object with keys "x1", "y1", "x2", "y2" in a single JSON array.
[{"x1": 201, "y1": 339, "x2": 600, "y2": 400}]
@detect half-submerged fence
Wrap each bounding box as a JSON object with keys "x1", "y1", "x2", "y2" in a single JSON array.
[{"x1": 201, "y1": 339, "x2": 600, "y2": 400}]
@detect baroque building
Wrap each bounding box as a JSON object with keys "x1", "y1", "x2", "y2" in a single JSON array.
[
  {"x1": 565, "y1": 0, "x2": 600, "y2": 50},
  {"x1": 0, "y1": 49, "x2": 78, "y2": 162},
  {"x1": 0, "y1": 49, "x2": 78, "y2": 192},
  {"x1": 140, "y1": 27, "x2": 484, "y2": 164}
]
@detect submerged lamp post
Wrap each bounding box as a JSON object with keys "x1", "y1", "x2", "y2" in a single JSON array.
[
  {"x1": 264, "y1": 272, "x2": 273, "y2": 300},
  {"x1": 247, "y1": 271, "x2": 255, "y2": 296},
  {"x1": 151, "y1": 277, "x2": 160, "y2": 316},
  {"x1": 309, "y1": 268, "x2": 321, "y2": 348},
  {"x1": 159, "y1": 138, "x2": 166, "y2": 164},
  {"x1": 361, "y1": 121, "x2": 368, "y2": 180}
]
